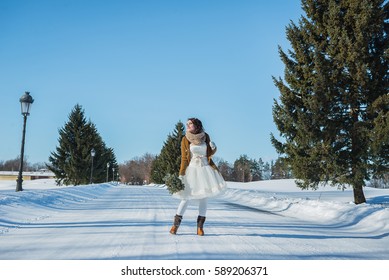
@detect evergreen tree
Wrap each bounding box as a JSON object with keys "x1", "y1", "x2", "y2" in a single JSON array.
[
  {"x1": 151, "y1": 121, "x2": 185, "y2": 183},
  {"x1": 262, "y1": 161, "x2": 272, "y2": 180},
  {"x1": 96, "y1": 145, "x2": 119, "y2": 183},
  {"x1": 48, "y1": 104, "x2": 118, "y2": 185},
  {"x1": 233, "y1": 155, "x2": 252, "y2": 182},
  {"x1": 217, "y1": 160, "x2": 234, "y2": 181},
  {"x1": 271, "y1": 158, "x2": 293, "y2": 179},
  {"x1": 250, "y1": 158, "x2": 262, "y2": 181},
  {"x1": 370, "y1": 93, "x2": 389, "y2": 179},
  {"x1": 271, "y1": 0, "x2": 388, "y2": 204},
  {"x1": 150, "y1": 155, "x2": 165, "y2": 184}
]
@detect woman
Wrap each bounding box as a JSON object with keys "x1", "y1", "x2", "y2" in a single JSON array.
[{"x1": 169, "y1": 118, "x2": 227, "y2": 236}]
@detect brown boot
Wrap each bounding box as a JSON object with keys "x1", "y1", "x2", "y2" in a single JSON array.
[
  {"x1": 169, "y1": 215, "x2": 182, "y2": 235},
  {"x1": 197, "y1": 216, "x2": 206, "y2": 236}
]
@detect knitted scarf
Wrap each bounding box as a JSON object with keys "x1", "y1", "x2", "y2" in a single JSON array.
[{"x1": 185, "y1": 131, "x2": 206, "y2": 145}]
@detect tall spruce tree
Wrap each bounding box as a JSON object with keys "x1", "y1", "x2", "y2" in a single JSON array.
[
  {"x1": 151, "y1": 121, "x2": 185, "y2": 183},
  {"x1": 48, "y1": 104, "x2": 118, "y2": 185},
  {"x1": 271, "y1": 0, "x2": 389, "y2": 204}
]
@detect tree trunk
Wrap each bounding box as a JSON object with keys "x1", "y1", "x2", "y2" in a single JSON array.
[{"x1": 353, "y1": 184, "x2": 366, "y2": 204}]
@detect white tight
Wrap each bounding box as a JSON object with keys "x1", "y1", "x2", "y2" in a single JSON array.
[{"x1": 176, "y1": 198, "x2": 208, "y2": 217}]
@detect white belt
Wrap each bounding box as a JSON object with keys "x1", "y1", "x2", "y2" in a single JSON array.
[{"x1": 191, "y1": 155, "x2": 208, "y2": 167}]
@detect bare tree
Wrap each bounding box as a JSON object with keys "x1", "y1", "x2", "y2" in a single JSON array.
[
  {"x1": 0, "y1": 157, "x2": 29, "y2": 171},
  {"x1": 119, "y1": 153, "x2": 156, "y2": 185}
]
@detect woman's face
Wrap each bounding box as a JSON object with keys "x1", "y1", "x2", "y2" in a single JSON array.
[{"x1": 186, "y1": 120, "x2": 196, "y2": 133}]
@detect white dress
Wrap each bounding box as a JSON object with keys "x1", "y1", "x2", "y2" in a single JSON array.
[{"x1": 173, "y1": 142, "x2": 227, "y2": 200}]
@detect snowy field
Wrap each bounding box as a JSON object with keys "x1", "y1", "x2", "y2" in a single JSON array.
[
  {"x1": 1, "y1": 178, "x2": 389, "y2": 278},
  {"x1": 1, "y1": 178, "x2": 389, "y2": 259}
]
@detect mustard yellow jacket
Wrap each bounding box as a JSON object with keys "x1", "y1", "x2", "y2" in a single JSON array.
[{"x1": 179, "y1": 133, "x2": 218, "y2": 176}]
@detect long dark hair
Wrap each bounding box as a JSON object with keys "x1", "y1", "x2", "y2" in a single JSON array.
[{"x1": 188, "y1": 117, "x2": 204, "y2": 134}]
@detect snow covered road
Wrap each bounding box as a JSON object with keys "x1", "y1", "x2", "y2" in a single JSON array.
[{"x1": 1, "y1": 181, "x2": 389, "y2": 260}]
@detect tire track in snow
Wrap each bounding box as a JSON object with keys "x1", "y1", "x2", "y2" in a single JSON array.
[
  {"x1": 210, "y1": 198, "x2": 330, "y2": 259},
  {"x1": 207, "y1": 199, "x2": 295, "y2": 259}
]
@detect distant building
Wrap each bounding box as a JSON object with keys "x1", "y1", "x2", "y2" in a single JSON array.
[{"x1": 0, "y1": 170, "x2": 55, "y2": 181}]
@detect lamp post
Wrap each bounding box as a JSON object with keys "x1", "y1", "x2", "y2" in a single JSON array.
[
  {"x1": 16, "y1": 92, "x2": 34, "y2": 192},
  {"x1": 106, "y1": 162, "x2": 110, "y2": 182},
  {"x1": 90, "y1": 148, "x2": 96, "y2": 184},
  {"x1": 112, "y1": 167, "x2": 115, "y2": 182}
]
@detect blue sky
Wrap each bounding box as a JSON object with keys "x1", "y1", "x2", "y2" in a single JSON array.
[{"x1": 0, "y1": 0, "x2": 303, "y2": 165}]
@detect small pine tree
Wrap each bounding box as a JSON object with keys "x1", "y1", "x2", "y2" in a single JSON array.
[
  {"x1": 271, "y1": 0, "x2": 389, "y2": 204},
  {"x1": 251, "y1": 158, "x2": 263, "y2": 181},
  {"x1": 271, "y1": 158, "x2": 293, "y2": 180},
  {"x1": 217, "y1": 160, "x2": 234, "y2": 181},
  {"x1": 47, "y1": 104, "x2": 118, "y2": 185},
  {"x1": 233, "y1": 155, "x2": 252, "y2": 182},
  {"x1": 151, "y1": 121, "x2": 185, "y2": 183}
]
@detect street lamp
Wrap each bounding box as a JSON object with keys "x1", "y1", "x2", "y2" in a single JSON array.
[
  {"x1": 16, "y1": 92, "x2": 34, "y2": 192},
  {"x1": 106, "y1": 162, "x2": 110, "y2": 182},
  {"x1": 112, "y1": 167, "x2": 115, "y2": 182},
  {"x1": 90, "y1": 148, "x2": 96, "y2": 184}
]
